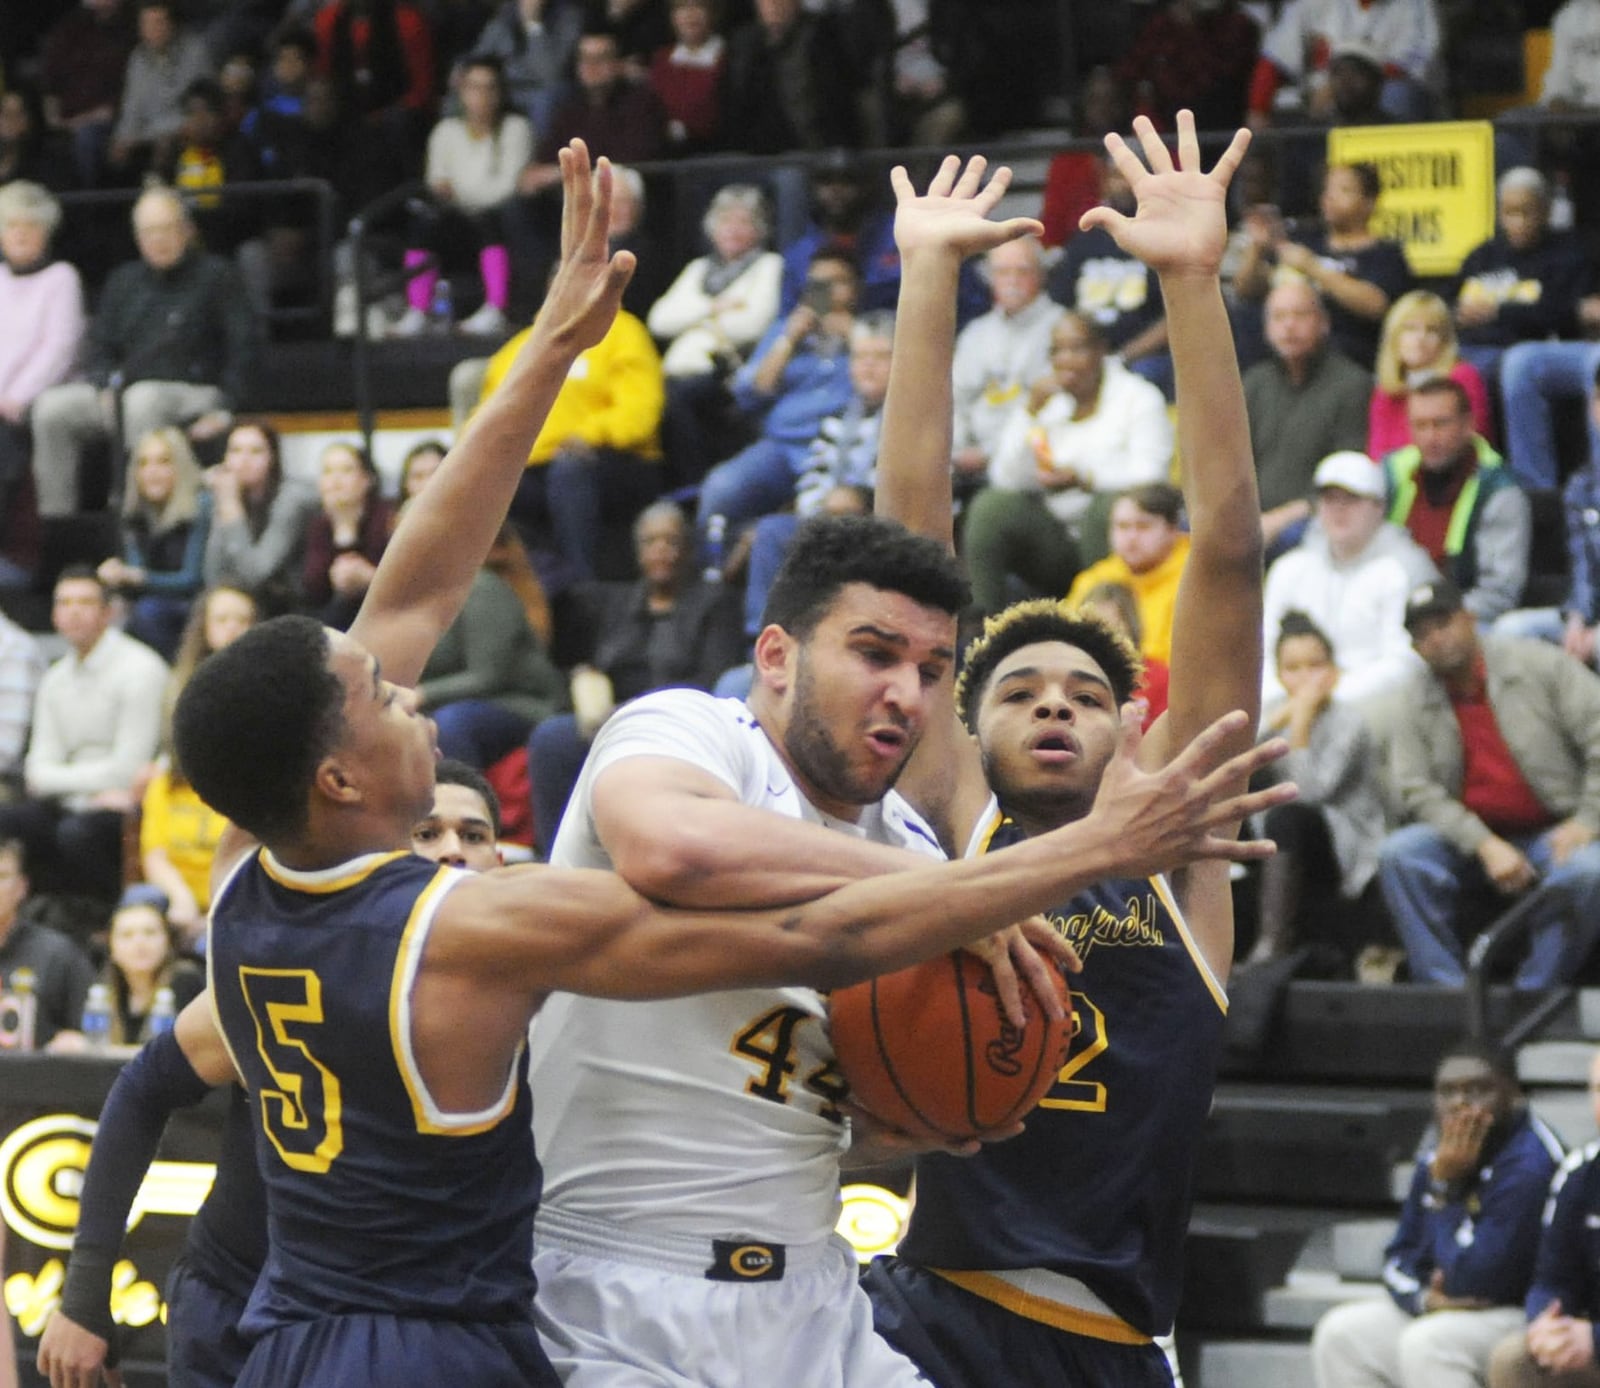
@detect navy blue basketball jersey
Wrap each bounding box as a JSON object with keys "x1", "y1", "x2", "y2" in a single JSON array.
[
  {"x1": 895, "y1": 803, "x2": 1227, "y2": 1339},
  {"x1": 208, "y1": 849, "x2": 540, "y2": 1339}
]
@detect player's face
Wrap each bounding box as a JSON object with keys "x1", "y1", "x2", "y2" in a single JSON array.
[
  {"x1": 326, "y1": 631, "x2": 439, "y2": 826},
  {"x1": 412, "y1": 783, "x2": 500, "y2": 871},
  {"x1": 974, "y1": 641, "x2": 1122, "y2": 830},
  {"x1": 772, "y1": 584, "x2": 954, "y2": 820}
]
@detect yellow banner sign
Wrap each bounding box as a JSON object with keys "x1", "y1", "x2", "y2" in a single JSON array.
[{"x1": 1328, "y1": 121, "x2": 1496, "y2": 278}]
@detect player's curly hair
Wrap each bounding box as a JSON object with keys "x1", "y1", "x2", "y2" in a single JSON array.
[
  {"x1": 760, "y1": 514, "x2": 969, "y2": 639},
  {"x1": 173, "y1": 616, "x2": 347, "y2": 842},
  {"x1": 434, "y1": 757, "x2": 502, "y2": 839},
  {"x1": 955, "y1": 598, "x2": 1142, "y2": 732}
]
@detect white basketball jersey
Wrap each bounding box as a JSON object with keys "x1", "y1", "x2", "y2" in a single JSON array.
[{"x1": 528, "y1": 690, "x2": 944, "y2": 1245}]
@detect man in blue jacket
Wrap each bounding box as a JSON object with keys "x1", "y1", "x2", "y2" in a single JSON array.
[
  {"x1": 1312, "y1": 1040, "x2": 1565, "y2": 1388},
  {"x1": 1487, "y1": 1048, "x2": 1600, "y2": 1387}
]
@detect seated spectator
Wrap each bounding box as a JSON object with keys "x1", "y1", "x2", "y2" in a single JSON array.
[
  {"x1": 1370, "y1": 291, "x2": 1492, "y2": 459},
  {"x1": 648, "y1": 182, "x2": 783, "y2": 483},
  {"x1": 1117, "y1": 0, "x2": 1259, "y2": 133},
  {"x1": 1064, "y1": 482, "x2": 1191, "y2": 667},
  {"x1": 0, "y1": 837, "x2": 93, "y2": 1047},
  {"x1": 480, "y1": 303, "x2": 665, "y2": 589},
  {"x1": 1263, "y1": 450, "x2": 1435, "y2": 705},
  {"x1": 302, "y1": 441, "x2": 394, "y2": 631},
  {"x1": 1310, "y1": 1041, "x2": 1562, "y2": 1386},
  {"x1": 1248, "y1": 611, "x2": 1387, "y2": 968},
  {"x1": 1454, "y1": 168, "x2": 1594, "y2": 399},
  {"x1": 1499, "y1": 309, "x2": 1600, "y2": 496},
  {"x1": 237, "y1": 27, "x2": 314, "y2": 178},
  {"x1": 38, "y1": 0, "x2": 137, "y2": 189},
  {"x1": 314, "y1": 0, "x2": 436, "y2": 170},
  {"x1": 854, "y1": 0, "x2": 972, "y2": 149},
  {"x1": 107, "y1": 0, "x2": 214, "y2": 184},
  {"x1": 392, "y1": 55, "x2": 531, "y2": 340},
  {"x1": 1383, "y1": 378, "x2": 1530, "y2": 626},
  {"x1": 1245, "y1": 280, "x2": 1374, "y2": 553},
  {"x1": 158, "y1": 78, "x2": 262, "y2": 256},
  {"x1": 1047, "y1": 154, "x2": 1171, "y2": 394},
  {"x1": 527, "y1": 500, "x2": 741, "y2": 855},
  {"x1": 1250, "y1": 0, "x2": 1440, "y2": 127},
  {"x1": 1074, "y1": 580, "x2": 1168, "y2": 730},
  {"x1": 1379, "y1": 577, "x2": 1600, "y2": 990},
  {"x1": 694, "y1": 247, "x2": 858, "y2": 541},
  {"x1": 140, "y1": 583, "x2": 255, "y2": 949},
  {"x1": 471, "y1": 0, "x2": 581, "y2": 135},
  {"x1": 0, "y1": 611, "x2": 44, "y2": 790},
  {"x1": 950, "y1": 237, "x2": 1064, "y2": 497},
  {"x1": 97, "y1": 427, "x2": 213, "y2": 660},
  {"x1": 1487, "y1": 1049, "x2": 1600, "y2": 1388},
  {"x1": 737, "y1": 312, "x2": 894, "y2": 637},
  {"x1": 1235, "y1": 161, "x2": 1411, "y2": 370},
  {"x1": 54, "y1": 889, "x2": 203, "y2": 1048},
  {"x1": 0, "y1": 85, "x2": 78, "y2": 192},
  {"x1": 964, "y1": 312, "x2": 1174, "y2": 617},
  {"x1": 0, "y1": 568, "x2": 169, "y2": 903},
  {"x1": 604, "y1": 0, "x2": 673, "y2": 75},
  {"x1": 417, "y1": 523, "x2": 565, "y2": 769},
  {"x1": 1498, "y1": 369, "x2": 1600, "y2": 664},
  {"x1": 648, "y1": 0, "x2": 726, "y2": 154},
  {"x1": 1037, "y1": 67, "x2": 1132, "y2": 250},
  {"x1": 30, "y1": 188, "x2": 259, "y2": 530},
  {"x1": 201, "y1": 419, "x2": 319, "y2": 615},
  {"x1": 721, "y1": 0, "x2": 858, "y2": 154},
  {"x1": 0, "y1": 181, "x2": 84, "y2": 558}
]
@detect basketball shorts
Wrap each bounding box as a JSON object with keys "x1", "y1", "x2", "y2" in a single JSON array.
[
  {"x1": 532, "y1": 1204, "x2": 930, "y2": 1388},
  {"x1": 234, "y1": 1311, "x2": 561, "y2": 1388},
  {"x1": 165, "y1": 1256, "x2": 251, "y2": 1388},
  {"x1": 863, "y1": 1258, "x2": 1175, "y2": 1388}
]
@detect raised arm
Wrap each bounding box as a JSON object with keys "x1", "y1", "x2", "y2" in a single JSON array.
[{"x1": 352, "y1": 141, "x2": 635, "y2": 687}]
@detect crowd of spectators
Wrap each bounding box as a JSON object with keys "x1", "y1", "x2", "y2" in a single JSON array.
[{"x1": 7, "y1": 0, "x2": 1600, "y2": 995}]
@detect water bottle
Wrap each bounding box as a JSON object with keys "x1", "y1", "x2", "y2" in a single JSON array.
[
  {"x1": 8, "y1": 968, "x2": 36, "y2": 1051},
  {"x1": 430, "y1": 276, "x2": 454, "y2": 332},
  {"x1": 81, "y1": 982, "x2": 113, "y2": 1051},
  {"x1": 147, "y1": 985, "x2": 177, "y2": 1039},
  {"x1": 703, "y1": 513, "x2": 727, "y2": 583}
]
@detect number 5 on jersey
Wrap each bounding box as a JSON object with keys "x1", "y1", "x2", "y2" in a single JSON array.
[{"x1": 239, "y1": 967, "x2": 345, "y2": 1172}]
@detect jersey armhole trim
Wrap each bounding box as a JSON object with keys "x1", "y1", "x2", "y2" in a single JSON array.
[{"x1": 1152, "y1": 874, "x2": 1228, "y2": 1015}]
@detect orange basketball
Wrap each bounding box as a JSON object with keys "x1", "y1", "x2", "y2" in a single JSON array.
[{"x1": 829, "y1": 954, "x2": 1074, "y2": 1142}]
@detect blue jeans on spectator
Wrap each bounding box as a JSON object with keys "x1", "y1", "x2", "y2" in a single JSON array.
[
  {"x1": 510, "y1": 448, "x2": 663, "y2": 587},
  {"x1": 744, "y1": 512, "x2": 800, "y2": 637},
  {"x1": 433, "y1": 699, "x2": 537, "y2": 770},
  {"x1": 695, "y1": 439, "x2": 797, "y2": 542},
  {"x1": 1377, "y1": 820, "x2": 1600, "y2": 988},
  {"x1": 528, "y1": 713, "x2": 591, "y2": 859},
  {"x1": 126, "y1": 595, "x2": 192, "y2": 663},
  {"x1": 1500, "y1": 340, "x2": 1600, "y2": 491}
]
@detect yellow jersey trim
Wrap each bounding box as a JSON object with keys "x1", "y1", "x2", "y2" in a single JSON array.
[
  {"x1": 1152, "y1": 874, "x2": 1227, "y2": 1016},
  {"x1": 389, "y1": 866, "x2": 521, "y2": 1136},
  {"x1": 259, "y1": 849, "x2": 409, "y2": 894},
  {"x1": 931, "y1": 1269, "x2": 1152, "y2": 1345}
]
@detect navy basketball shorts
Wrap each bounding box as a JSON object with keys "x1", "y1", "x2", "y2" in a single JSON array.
[
  {"x1": 862, "y1": 1258, "x2": 1175, "y2": 1388},
  {"x1": 164, "y1": 1256, "x2": 252, "y2": 1388}
]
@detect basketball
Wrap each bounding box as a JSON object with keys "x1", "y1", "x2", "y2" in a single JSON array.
[{"x1": 829, "y1": 954, "x2": 1074, "y2": 1142}]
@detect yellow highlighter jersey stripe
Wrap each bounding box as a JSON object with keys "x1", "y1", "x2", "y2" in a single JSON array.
[
  {"x1": 259, "y1": 849, "x2": 410, "y2": 894},
  {"x1": 931, "y1": 1269, "x2": 1152, "y2": 1344},
  {"x1": 1151, "y1": 874, "x2": 1227, "y2": 1016}
]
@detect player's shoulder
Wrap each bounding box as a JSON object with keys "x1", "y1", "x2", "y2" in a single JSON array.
[{"x1": 878, "y1": 790, "x2": 947, "y2": 860}]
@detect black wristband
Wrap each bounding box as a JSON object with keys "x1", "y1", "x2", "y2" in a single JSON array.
[{"x1": 56, "y1": 1244, "x2": 119, "y2": 1348}]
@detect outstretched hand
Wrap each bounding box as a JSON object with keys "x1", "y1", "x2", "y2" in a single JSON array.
[
  {"x1": 890, "y1": 154, "x2": 1044, "y2": 260},
  {"x1": 1080, "y1": 111, "x2": 1250, "y2": 279},
  {"x1": 531, "y1": 140, "x2": 637, "y2": 354}
]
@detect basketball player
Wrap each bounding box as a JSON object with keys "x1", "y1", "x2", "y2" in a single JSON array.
[
  {"x1": 859, "y1": 115, "x2": 1262, "y2": 1387},
  {"x1": 133, "y1": 143, "x2": 1289, "y2": 1388},
  {"x1": 519, "y1": 144, "x2": 1291, "y2": 1388},
  {"x1": 36, "y1": 760, "x2": 505, "y2": 1388}
]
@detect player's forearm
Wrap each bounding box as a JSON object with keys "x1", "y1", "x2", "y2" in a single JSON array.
[{"x1": 877, "y1": 245, "x2": 963, "y2": 546}]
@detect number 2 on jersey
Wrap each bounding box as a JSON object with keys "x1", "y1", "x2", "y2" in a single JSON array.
[
  {"x1": 239, "y1": 967, "x2": 346, "y2": 1172},
  {"x1": 1038, "y1": 989, "x2": 1108, "y2": 1113}
]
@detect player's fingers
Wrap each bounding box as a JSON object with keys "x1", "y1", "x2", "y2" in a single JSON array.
[
  {"x1": 952, "y1": 154, "x2": 989, "y2": 199},
  {"x1": 994, "y1": 216, "x2": 1047, "y2": 244},
  {"x1": 986, "y1": 945, "x2": 1026, "y2": 1029},
  {"x1": 1188, "y1": 736, "x2": 1290, "y2": 802},
  {"x1": 974, "y1": 1120, "x2": 1025, "y2": 1144},
  {"x1": 1175, "y1": 109, "x2": 1201, "y2": 173},
  {"x1": 1097, "y1": 131, "x2": 1148, "y2": 192},
  {"x1": 585, "y1": 156, "x2": 613, "y2": 259},
  {"x1": 104, "y1": 1371, "x2": 125, "y2": 1388},
  {"x1": 1131, "y1": 114, "x2": 1173, "y2": 174},
  {"x1": 925, "y1": 153, "x2": 963, "y2": 199},
  {"x1": 1010, "y1": 939, "x2": 1067, "y2": 1024},
  {"x1": 1165, "y1": 709, "x2": 1254, "y2": 781},
  {"x1": 557, "y1": 145, "x2": 575, "y2": 260},
  {"x1": 1018, "y1": 915, "x2": 1079, "y2": 975},
  {"x1": 971, "y1": 166, "x2": 1015, "y2": 218},
  {"x1": 1209, "y1": 125, "x2": 1253, "y2": 187},
  {"x1": 1202, "y1": 778, "x2": 1299, "y2": 829},
  {"x1": 889, "y1": 165, "x2": 915, "y2": 202}
]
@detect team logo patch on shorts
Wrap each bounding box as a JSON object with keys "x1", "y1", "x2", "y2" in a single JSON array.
[{"x1": 705, "y1": 1239, "x2": 786, "y2": 1282}]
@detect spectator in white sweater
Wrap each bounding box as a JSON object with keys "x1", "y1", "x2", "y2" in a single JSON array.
[
  {"x1": 1261, "y1": 449, "x2": 1438, "y2": 706},
  {"x1": 649, "y1": 182, "x2": 782, "y2": 482},
  {"x1": 963, "y1": 310, "x2": 1173, "y2": 615},
  {"x1": 0, "y1": 181, "x2": 83, "y2": 567},
  {"x1": 394, "y1": 54, "x2": 533, "y2": 338}
]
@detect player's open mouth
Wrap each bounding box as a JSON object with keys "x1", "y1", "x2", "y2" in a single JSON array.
[
  {"x1": 1028, "y1": 731, "x2": 1079, "y2": 765},
  {"x1": 866, "y1": 728, "x2": 907, "y2": 757}
]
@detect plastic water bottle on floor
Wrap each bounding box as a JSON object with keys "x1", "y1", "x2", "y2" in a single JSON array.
[
  {"x1": 81, "y1": 982, "x2": 112, "y2": 1051},
  {"x1": 703, "y1": 514, "x2": 727, "y2": 583},
  {"x1": 430, "y1": 277, "x2": 454, "y2": 333}
]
